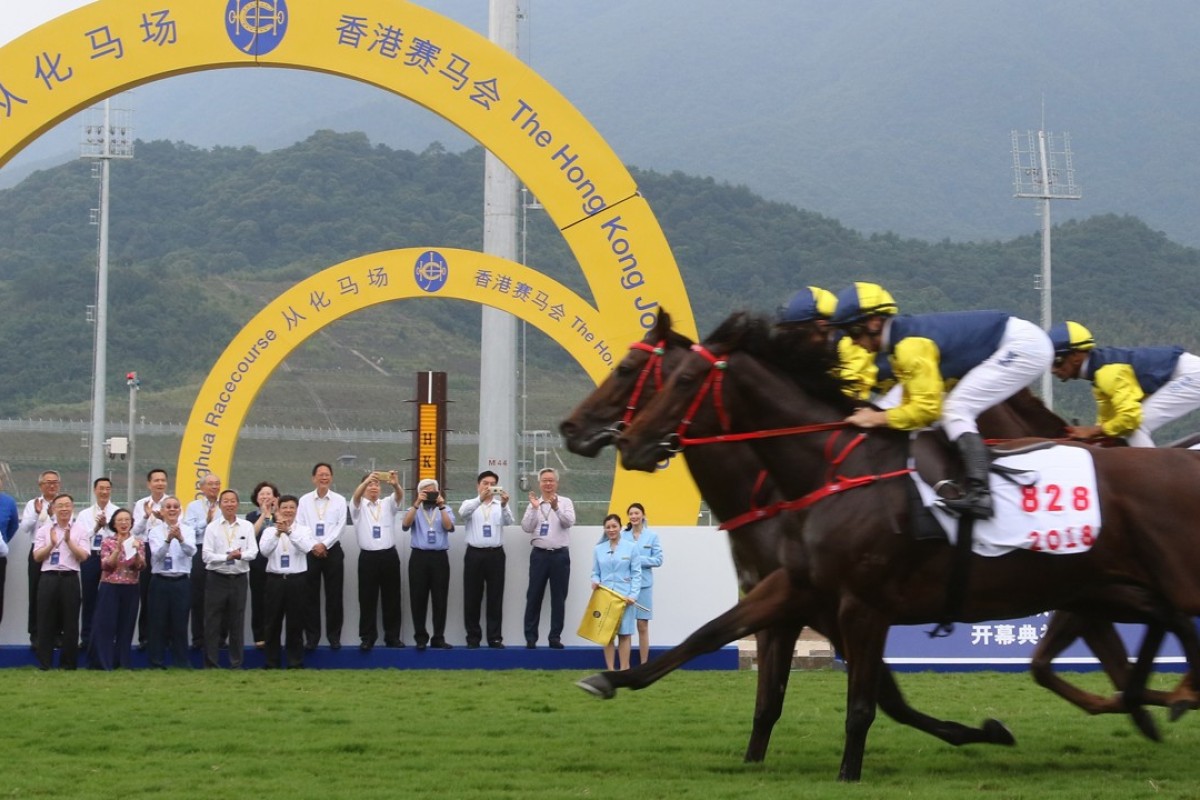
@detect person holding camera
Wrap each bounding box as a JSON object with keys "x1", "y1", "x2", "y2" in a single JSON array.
[
  {"x1": 402, "y1": 478, "x2": 455, "y2": 650},
  {"x1": 351, "y1": 470, "x2": 405, "y2": 651},
  {"x1": 458, "y1": 470, "x2": 513, "y2": 649}
]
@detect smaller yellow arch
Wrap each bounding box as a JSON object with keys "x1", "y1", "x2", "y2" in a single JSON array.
[{"x1": 177, "y1": 248, "x2": 700, "y2": 522}]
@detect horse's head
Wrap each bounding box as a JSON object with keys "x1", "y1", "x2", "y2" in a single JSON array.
[
  {"x1": 559, "y1": 309, "x2": 695, "y2": 457},
  {"x1": 979, "y1": 387, "x2": 1070, "y2": 440},
  {"x1": 617, "y1": 311, "x2": 852, "y2": 472}
]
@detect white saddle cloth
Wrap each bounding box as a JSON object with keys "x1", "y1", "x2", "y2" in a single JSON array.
[{"x1": 913, "y1": 444, "x2": 1101, "y2": 557}]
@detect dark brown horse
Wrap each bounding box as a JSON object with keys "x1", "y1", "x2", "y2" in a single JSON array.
[
  {"x1": 616, "y1": 312, "x2": 1200, "y2": 780},
  {"x1": 562, "y1": 311, "x2": 1195, "y2": 737},
  {"x1": 561, "y1": 310, "x2": 1014, "y2": 761}
]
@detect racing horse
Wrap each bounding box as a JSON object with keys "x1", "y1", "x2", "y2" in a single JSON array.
[
  {"x1": 561, "y1": 310, "x2": 1014, "y2": 761},
  {"x1": 615, "y1": 311, "x2": 1200, "y2": 781},
  {"x1": 560, "y1": 310, "x2": 1193, "y2": 761}
]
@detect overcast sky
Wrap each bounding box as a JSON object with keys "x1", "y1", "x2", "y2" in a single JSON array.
[{"x1": 0, "y1": 1, "x2": 86, "y2": 47}]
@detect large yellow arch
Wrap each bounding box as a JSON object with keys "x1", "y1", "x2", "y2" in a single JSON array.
[
  {"x1": 1, "y1": 1, "x2": 702, "y2": 523},
  {"x1": 178, "y1": 250, "x2": 696, "y2": 521}
]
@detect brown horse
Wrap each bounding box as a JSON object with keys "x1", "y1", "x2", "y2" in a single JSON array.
[
  {"x1": 616, "y1": 312, "x2": 1200, "y2": 781},
  {"x1": 563, "y1": 311, "x2": 1195, "y2": 732},
  {"x1": 561, "y1": 310, "x2": 1014, "y2": 761}
]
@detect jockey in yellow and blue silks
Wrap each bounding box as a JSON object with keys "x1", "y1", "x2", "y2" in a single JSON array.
[
  {"x1": 831, "y1": 282, "x2": 1054, "y2": 519},
  {"x1": 775, "y1": 285, "x2": 886, "y2": 402},
  {"x1": 1049, "y1": 320, "x2": 1200, "y2": 447}
]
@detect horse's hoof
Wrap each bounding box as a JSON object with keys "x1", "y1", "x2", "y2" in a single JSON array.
[
  {"x1": 982, "y1": 718, "x2": 1016, "y2": 746},
  {"x1": 575, "y1": 674, "x2": 616, "y2": 700},
  {"x1": 1169, "y1": 700, "x2": 1191, "y2": 723},
  {"x1": 1130, "y1": 708, "x2": 1162, "y2": 742}
]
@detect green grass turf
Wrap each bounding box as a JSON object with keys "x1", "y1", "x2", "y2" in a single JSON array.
[{"x1": 2, "y1": 668, "x2": 1198, "y2": 799}]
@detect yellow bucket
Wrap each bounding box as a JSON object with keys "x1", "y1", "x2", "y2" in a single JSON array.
[{"x1": 576, "y1": 585, "x2": 629, "y2": 645}]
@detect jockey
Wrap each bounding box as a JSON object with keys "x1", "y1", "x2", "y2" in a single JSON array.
[
  {"x1": 1049, "y1": 320, "x2": 1200, "y2": 446},
  {"x1": 831, "y1": 282, "x2": 1054, "y2": 519},
  {"x1": 775, "y1": 285, "x2": 881, "y2": 402}
]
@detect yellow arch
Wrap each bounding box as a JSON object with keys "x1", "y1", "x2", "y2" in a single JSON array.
[
  {"x1": 177, "y1": 248, "x2": 696, "y2": 521},
  {"x1": 1, "y1": 1, "x2": 701, "y2": 523}
]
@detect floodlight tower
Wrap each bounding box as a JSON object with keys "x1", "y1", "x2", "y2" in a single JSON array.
[
  {"x1": 1012, "y1": 120, "x2": 1081, "y2": 407},
  {"x1": 82, "y1": 98, "x2": 134, "y2": 485}
]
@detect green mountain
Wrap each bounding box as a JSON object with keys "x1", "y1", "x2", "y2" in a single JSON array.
[{"x1": 2, "y1": 131, "x2": 1199, "y2": 442}]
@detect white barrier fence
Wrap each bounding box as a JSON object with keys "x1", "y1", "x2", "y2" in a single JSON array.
[{"x1": 0, "y1": 526, "x2": 738, "y2": 648}]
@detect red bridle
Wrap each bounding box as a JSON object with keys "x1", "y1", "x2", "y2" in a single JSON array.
[
  {"x1": 657, "y1": 343, "x2": 912, "y2": 530},
  {"x1": 616, "y1": 340, "x2": 668, "y2": 430}
]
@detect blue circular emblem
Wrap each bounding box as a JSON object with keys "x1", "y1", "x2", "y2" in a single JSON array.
[
  {"x1": 226, "y1": 0, "x2": 289, "y2": 56},
  {"x1": 414, "y1": 251, "x2": 450, "y2": 293}
]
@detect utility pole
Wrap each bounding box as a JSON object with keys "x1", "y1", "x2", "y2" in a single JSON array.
[
  {"x1": 82, "y1": 98, "x2": 134, "y2": 485},
  {"x1": 1012, "y1": 111, "x2": 1081, "y2": 408},
  {"x1": 126, "y1": 371, "x2": 140, "y2": 507},
  {"x1": 478, "y1": 0, "x2": 521, "y2": 491}
]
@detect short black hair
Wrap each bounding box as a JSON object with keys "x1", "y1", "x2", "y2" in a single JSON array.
[
  {"x1": 93, "y1": 476, "x2": 112, "y2": 488},
  {"x1": 477, "y1": 470, "x2": 499, "y2": 484},
  {"x1": 312, "y1": 462, "x2": 334, "y2": 476},
  {"x1": 146, "y1": 468, "x2": 168, "y2": 482}
]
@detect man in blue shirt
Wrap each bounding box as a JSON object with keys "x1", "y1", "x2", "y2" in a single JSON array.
[{"x1": 401, "y1": 479, "x2": 455, "y2": 651}]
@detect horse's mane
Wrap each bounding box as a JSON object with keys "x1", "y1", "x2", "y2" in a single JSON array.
[
  {"x1": 702, "y1": 311, "x2": 856, "y2": 414},
  {"x1": 998, "y1": 387, "x2": 1069, "y2": 437}
]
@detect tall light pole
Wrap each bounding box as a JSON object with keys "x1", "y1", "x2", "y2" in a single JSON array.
[
  {"x1": 1012, "y1": 118, "x2": 1080, "y2": 407},
  {"x1": 82, "y1": 98, "x2": 134, "y2": 485},
  {"x1": 478, "y1": 0, "x2": 521, "y2": 492}
]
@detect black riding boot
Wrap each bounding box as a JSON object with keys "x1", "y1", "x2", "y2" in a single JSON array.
[{"x1": 942, "y1": 432, "x2": 993, "y2": 519}]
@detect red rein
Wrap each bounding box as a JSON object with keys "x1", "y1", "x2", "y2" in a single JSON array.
[{"x1": 668, "y1": 344, "x2": 913, "y2": 532}]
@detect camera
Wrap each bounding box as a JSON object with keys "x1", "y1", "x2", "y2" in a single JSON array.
[
  {"x1": 422, "y1": 492, "x2": 440, "y2": 508},
  {"x1": 372, "y1": 471, "x2": 391, "y2": 483},
  {"x1": 491, "y1": 486, "x2": 504, "y2": 495}
]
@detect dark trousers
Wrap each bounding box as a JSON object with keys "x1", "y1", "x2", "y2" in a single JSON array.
[
  {"x1": 409, "y1": 549, "x2": 450, "y2": 644},
  {"x1": 524, "y1": 548, "x2": 570, "y2": 644},
  {"x1": 148, "y1": 575, "x2": 191, "y2": 668},
  {"x1": 27, "y1": 546, "x2": 40, "y2": 641},
  {"x1": 305, "y1": 542, "x2": 344, "y2": 646},
  {"x1": 35, "y1": 570, "x2": 80, "y2": 669},
  {"x1": 136, "y1": 559, "x2": 152, "y2": 644},
  {"x1": 358, "y1": 548, "x2": 401, "y2": 645},
  {"x1": 464, "y1": 546, "x2": 505, "y2": 645},
  {"x1": 88, "y1": 581, "x2": 140, "y2": 670},
  {"x1": 190, "y1": 547, "x2": 207, "y2": 646},
  {"x1": 204, "y1": 571, "x2": 247, "y2": 668},
  {"x1": 79, "y1": 552, "x2": 102, "y2": 646},
  {"x1": 0, "y1": 555, "x2": 6, "y2": 628},
  {"x1": 264, "y1": 572, "x2": 307, "y2": 668},
  {"x1": 249, "y1": 554, "x2": 267, "y2": 643}
]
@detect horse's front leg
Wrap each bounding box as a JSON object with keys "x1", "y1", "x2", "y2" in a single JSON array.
[
  {"x1": 576, "y1": 568, "x2": 799, "y2": 699},
  {"x1": 744, "y1": 623, "x2": 803, "y2": 762},
  {"x1": 837, "y1": 598, "x2": 889, "y2": 782}
]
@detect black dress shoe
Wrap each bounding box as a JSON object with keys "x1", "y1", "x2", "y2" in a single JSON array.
[
  {"x1": 384, "y1": 640, "x2": 404, "y2": 648},
  {"x1": 359, "y1": 641, "x2": 373, "y2": 652},
  {"x1": 432, "y1": 641, "x2": 453, "y2": 650},
  {"x1": 416, "y1": 642, "x2": 427, "y2": 652},
  {"x1": 329, "y1": 641, "x2": 341, "y2": 651},
  {"x1": 549, "y1": 640, "x2": 565, "y2": 650},
  {"x1": 488, "y1": 642, "x2": 506, "y2": 650},
  {"x1": 466, "y1": 642, "x2": 481, "y2": 649},
  {"x1": 525, "y1": 641, "x2": 537, "y2": 649}
]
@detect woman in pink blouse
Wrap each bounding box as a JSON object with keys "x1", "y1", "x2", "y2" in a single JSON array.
[{"x1": 88, "y1": 508, "x2": 146, "y2": 669}]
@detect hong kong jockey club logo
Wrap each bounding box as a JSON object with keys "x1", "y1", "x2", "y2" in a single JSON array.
[
  {"x1": 225, "y1": 0, "x2": 288, "y2": 56},
  {"x1": 414, "y1": 251, "x2": 450, "y2": 293}
]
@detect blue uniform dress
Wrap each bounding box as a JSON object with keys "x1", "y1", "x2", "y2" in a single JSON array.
[
  {"x1": 591, "y1": 538, "x2": 642, "y2": 636},
  {"x1": 621, "y1": 528, "x2": 662, "y2": 620}
]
